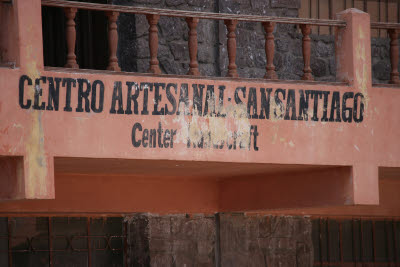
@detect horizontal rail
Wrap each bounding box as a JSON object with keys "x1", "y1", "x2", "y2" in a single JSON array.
[
  {"x1": 371, "y1": 22, "x2": 400, "y2": 30},
  {"x1": 41, "y1": 0, "x2": 347, "y2": 27}
]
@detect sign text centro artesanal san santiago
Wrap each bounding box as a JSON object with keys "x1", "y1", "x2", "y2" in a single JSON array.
[{"x1": 18, "y1": 75, "x2": 365, "y2": 152}]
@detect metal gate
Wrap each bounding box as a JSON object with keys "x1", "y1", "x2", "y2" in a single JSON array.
[
  {"x1": 0, "y1": 217, "x2": 126, "y2": 267},
  {"x1": 313, "y1": 217, "x2": 400, "y2": 266}
]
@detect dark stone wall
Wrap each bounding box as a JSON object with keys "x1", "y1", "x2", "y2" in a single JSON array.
[
  {"x1": 219, "y1": 214, "x2": 313, "y2": 267},
  {"x1": 125, "y1": 213, "x2": 313, "y2": 267},
  {"x1": 113, "y1": 0, "x2": 398, "y2": 84},
  {"x1": 125, "y1": 214, "x2": 216, "y2": 266}
]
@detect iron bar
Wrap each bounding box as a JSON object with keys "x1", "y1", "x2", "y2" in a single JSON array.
[
  {"x1": 339, "y1": 220, "x2": 343, "y2": 264},
  {"x1": 41, "y1": 0, "x2": 346, "y2": 27},
  {"x1": 7, "y1": 218, "x2": 11, "y2": 267},
  {"x1": 327, "y1": 219, "x2": 330, "y2": 263},
  {"x1": 360, "y1": 219, "x2": 364, "y2": 263},
  {"x1": 394, "y1": 220, "x2": 398, "y2": 263},
  {"x1": 372, "y1": 220, "x2": 376, "y2": 263},
  {"x1": 48, "y1": 217, "x2": 53, "y2": 267},
  {"x1": 87, "y1": 218, "x2": 91, "y2": 267},
  {"x1": 371, "y1": 22, "x2": 400, "y2": 30},
  {"x1": 319, "y1": 218, "x2": 323, "y2": 266}
]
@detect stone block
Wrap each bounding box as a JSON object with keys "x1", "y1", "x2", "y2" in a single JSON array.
[
  {"x1": 271, "y1": 0, "x2": 301, "y2": 9},
  {"x1": 165, "y1": 0, "x2": 186, "y2": 7}
]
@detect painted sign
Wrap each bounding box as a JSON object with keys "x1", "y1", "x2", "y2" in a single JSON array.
[{"x1": 18, "y1": 75, "x2": 365, "y2": 152}]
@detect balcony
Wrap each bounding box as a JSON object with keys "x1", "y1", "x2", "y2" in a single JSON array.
[{"x1": 0, "y1": 0, "x2": 399, "y2": 214}]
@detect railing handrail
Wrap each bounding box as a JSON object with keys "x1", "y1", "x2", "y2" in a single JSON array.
[
  {"x1": 371, "y1": 22, "x2": 400, "y2": 30},
  {"x1": 41, "y1": 0, "x2": 346, "y2": 27}
]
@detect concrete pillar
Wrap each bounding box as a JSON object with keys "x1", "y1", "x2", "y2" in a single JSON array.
[{"x1": 335, "y1": 9, "x2": 378, "y2": 205}]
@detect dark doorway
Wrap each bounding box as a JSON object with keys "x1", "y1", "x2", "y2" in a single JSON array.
[{"x1": 42, "y1": 0, "x2": 109, "y2": 70}]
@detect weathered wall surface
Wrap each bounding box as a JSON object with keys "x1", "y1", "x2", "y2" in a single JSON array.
[
  {"x1": 219, "y1": 214, "x2": 313, "y2": 267},
  {"x1": 125, "y1": 213, "x2": 313, "y2": 267},
  {"x1": 114, "y1": 0, "x2": 398, "y2": 83}
]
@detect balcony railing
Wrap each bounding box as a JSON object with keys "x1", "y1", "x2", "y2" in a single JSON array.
[
  {"x1": 41, "y1": 0, "x2": 400, "y2": 85},
  {"x1": 41, "y1": 0, "x2": 347, "y2": 82},
  {"x1": 371, "y1": 22, "x2": 400, "y2": 85}
]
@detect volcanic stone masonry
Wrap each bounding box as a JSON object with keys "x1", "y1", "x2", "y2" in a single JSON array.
[
  {"x1": 113, "y1": 0, "x2": 399, "y2": 83},
  {"x1": 125, "y1": 213, "x2": 313, "y2": 267}
]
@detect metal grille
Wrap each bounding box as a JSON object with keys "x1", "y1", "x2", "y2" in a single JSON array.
[
  {"x1": 312, "y1": 218, "x2": 400, "y2": 266},
  {"x1": 0, "y1": 217, "x2": 127, "y2": 267}
]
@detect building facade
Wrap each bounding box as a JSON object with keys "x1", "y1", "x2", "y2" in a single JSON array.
[{"x1": 0, "y1": 0, "x2": 400, "y2": 266}]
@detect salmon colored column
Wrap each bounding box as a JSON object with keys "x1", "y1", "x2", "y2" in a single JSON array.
[
  {"x1": 7, "y1": 0, "x2": 55, "y2": 200},
  {"x1": 335, "y1": 9, "x2": 377, "y2": 205}
]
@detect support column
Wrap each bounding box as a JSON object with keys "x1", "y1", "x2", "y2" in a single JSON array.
[
  {"x1": 106, "y1": 11, "x2": 121, "y2": 71},
  {"x1": 146, "y1": 14, "x2": 161, "y2": 74},
  {"x1": 335, "y1": 9, "x2": 376, "y2": 205},
  {"x1": 64, "y1": 7, "x2": 79, "y2": 69},
  {"x1": 186, "y1": 17, "x2": 200, "y2": 76},
  {"x1": 263, "y1": 22, "x2": 277, "y2": 80},
  {"x1": 335, "y1": 9, "x2": 372, "y2": 88},
  {"x1": 388, "y1": 29, "x2": 400, "y2": 84},
  {"x1": 300, "y1": 24, "x2": 313, "y2": 81},
  {"x1": 224, "y1": 19, "x2": 238, "y2": 78}
]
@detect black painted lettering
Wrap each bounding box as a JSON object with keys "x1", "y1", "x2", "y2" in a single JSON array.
[
  {"x1": 62, "y1": 78, "x2": 76, "y2": 112},
  {"x1": 33, "y1": 77, "x2": 46, "y2": 110},
  {"x1": 163, "y1": 129, "x2": 171, "y2": 148},
  {"x1": 320, "y1": 91, "x2": 330, "y2": 122},
  {"x1": 142, "y1": 129, "x2": 149, "y2": 148},
  {"x1": 311, "y1": 90, "x2": 322, "y2": 121},
  {"x1": 157, "y1": 122, "x2": 164, "y2": 148},
  {"x1": 192, "y1": 84, "x2": 204, "y2": 116},
  {"x1": 342, "y1": 92, "x2": 354, "y2": 123},
  {"x1": 247, "y1": 87, "x2": 259, "y2": 119},
  {"x1": 297, "y1": 90, "x2": 310, "y2": 121},
  {"x1": 329, "y1": 91, "x2": 341, "y2": 122},
  {"x1": 353, "y1": 93, "x2": 364, "y2": 123},
  {"x1": 131, "y1": 123, "x2": 142, "y2": 147},
  {"x1": 259, "y1": 88, "x2": 272, "y2": 120},
  {"x1": 217, "y1": 85, "x2": 226, "y2": 117},
  {"x1": 110, "y1": 81, "x2": 124, "y2": 114},
  {"x1": 165, "y1": 83, "x2": 177, "y2": 115},
  {"x1": 274, "y1": 88, "x2": 286, "y2": 119},
  {"x1": 125, "y1": 82, "x2": 139, "y2": 115},
  {"x1": 46, "y1": 77, "x2": 61, "y2": 111},
  {"x1": 204, "y1": 85, "x2": 216, "y2": 116},
  {"x1": 234, "y1": 86, "x2": 246, "y2": 105},
  {"x1": 149, "y1": 129, "x2": 157, "y2": 148},
  {"x1": 140, "y1": 82, "x2": 153, "y2": 115},
  {"x1": 253, "y1": 125, "x2": 259, "y2": 151},
  {"x1": 76, "y1": 79, "x2": 91, "y2": 113},
  {"x1": 176, "y1": 83, "x2": 190, "y2": 115},
  {"x1": 284, "y1": 89, "x2": 296, "y2": 120},
  {"x1": 19, "y1": 75, "x2": 32, "y2": 109},
  {"x1": 91, "y1": 80, "x2": 104, "y2": 113},
  {"x1": 152, "y1": 83, "x2": 165, "y2": 115},
  {"x1": 170, "y1": 129, "x2": 177, "y2": 148}
]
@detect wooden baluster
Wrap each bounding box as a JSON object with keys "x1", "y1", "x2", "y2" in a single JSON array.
[
  {"x1": 389, "y1": 29, "x2": 400, "y2": 84},
  {"x1": 263, "y1": 22, "x2": 277, "y2": 79},
  {"x1": 106, "y1": 11, "x2": 121, "y2": 71},
  {"x1": 146, "y1": 14, "x2": 161, "y2": 74},
  {"x1": 300, "y1": 24, "x2": 313, "y2": 81},
  {"x1": 186, "y1": 17, "x2": 200, "y2": 76},
  {"x1": 64, "y1": 8, "x2": 78, "y2": 69},
  {"x1": 224, "y1": 19, "x2": 238, "y2": 78}
]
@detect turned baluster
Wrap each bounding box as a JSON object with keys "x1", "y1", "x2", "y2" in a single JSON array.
[
  {"x1": 263, "y1": 22, "x2": 277, "y2": 79},
  {"x1": 389, "y1": 29, "x2": 400, "y2": 84},
  {"x1": 186, "y1": 17, "x2": 200, "y2": 76},
  {"x1": 64, "y1": 8, "x2": 79, "y2": 69},
  {"x1": 300, "y1": 24, "x2": 313, "y2": 81},
  {"x1": 106, "y1": 11, "x2": 121, "y2": 71},
  {"x1": 224, "y1": 20, "x2": 238, "y2": 78},
  {"x1": 146, "y1": 14, "x2": 161, "y2": 74}
]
